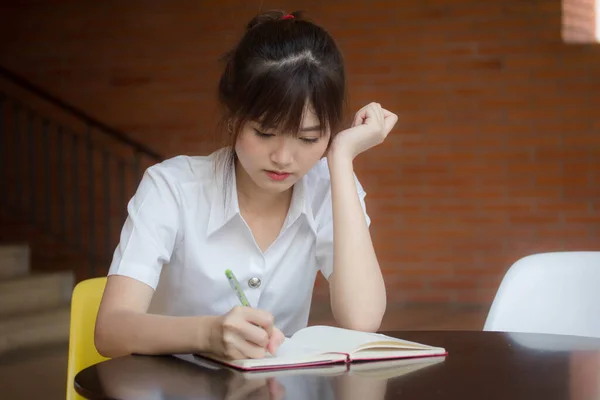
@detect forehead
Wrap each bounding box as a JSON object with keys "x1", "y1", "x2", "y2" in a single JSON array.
[
  {"x1": 300, "y1": 106, "x2": 319, "y2": 127},
  {"x1": 299, "y1": 106, "x2": 330, "y2": 137},
  {"x1": 255, "y1": 101, "x2": 323, "y2": 133}
]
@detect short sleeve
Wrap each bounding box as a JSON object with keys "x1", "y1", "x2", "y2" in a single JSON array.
[
  {"x1": 316, "y1": 173, "x2": 371, "y2": 280},
  {"x1": 108, "y1": 165, "x2": 180, "y2": 289}
]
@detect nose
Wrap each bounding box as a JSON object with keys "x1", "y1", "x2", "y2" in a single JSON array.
[{"x1": 270, "y1": 136, "x2": 294, "y2": 169}]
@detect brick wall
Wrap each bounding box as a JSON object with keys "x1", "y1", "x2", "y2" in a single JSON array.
[{"x1": 0, "y1": 0, "x2": 599, "y2": 305}]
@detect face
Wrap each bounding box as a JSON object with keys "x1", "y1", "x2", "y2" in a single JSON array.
[{"x1": 234, "y1": 107, "x2": 330, "y2": 194}]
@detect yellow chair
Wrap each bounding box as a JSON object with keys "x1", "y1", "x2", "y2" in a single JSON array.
[{"x1": 66, "y1": 277, "x2": 110, "y2": 400}]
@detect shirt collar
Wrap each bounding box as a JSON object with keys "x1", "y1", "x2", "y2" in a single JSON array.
[{"x1": 206, "y1": 149, "x2": 317, "y2": 238}]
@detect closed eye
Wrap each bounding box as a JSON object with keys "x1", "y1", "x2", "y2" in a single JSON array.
[
  {"x1": 253, "y1": 129, "x2": 275, "y2": 139},
  {"x1": 300, "y1": 137, "x2": 320, "y2": 144},
  {"x1": 254, "y1": 129, "x2": 319, "y2": 144}
]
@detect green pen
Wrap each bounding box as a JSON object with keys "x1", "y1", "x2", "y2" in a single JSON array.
[
  {"x1": 225, "y1": 269, "x2": 251, "y2": 307},
  {"x1": 225, "y1": 269, "x2": 277, "y2": 355}
]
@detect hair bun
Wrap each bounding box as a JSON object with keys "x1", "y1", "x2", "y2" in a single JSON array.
[{"x1": 246, "y1": 10, "x2": 303, "y2": 30}]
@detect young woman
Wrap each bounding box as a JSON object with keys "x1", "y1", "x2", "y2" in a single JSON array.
[{"x1": 95, "y1": 10, "x2": 397, "y2": 361}]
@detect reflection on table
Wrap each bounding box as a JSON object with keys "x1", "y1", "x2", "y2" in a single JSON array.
[{"x1": 88, "y1": 352, "x2": 445, "y2": 400}]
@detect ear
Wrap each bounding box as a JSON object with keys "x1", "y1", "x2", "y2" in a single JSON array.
[
  {"x1": 227, "y1": 116, "x2": 240, "y2": 133},
  {"x1": 228, "y1": 116, "x2": 245, "y2": 143}
]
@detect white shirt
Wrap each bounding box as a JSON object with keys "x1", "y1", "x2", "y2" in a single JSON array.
[{"x1": 108, "y1": 148, "x2": 370, "y2": 336}]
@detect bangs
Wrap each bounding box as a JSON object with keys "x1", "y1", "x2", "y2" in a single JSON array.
[{"x1": 233, "y1": 59, "x2": 344, "y2": 137}]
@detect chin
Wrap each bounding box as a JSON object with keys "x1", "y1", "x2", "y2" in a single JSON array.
[
  {"x1": 263, "y1": 181, "x2": 295, "y2": 193},
  {"x1": 255, "y1": 175, "x2": 295, "y2": 193}
]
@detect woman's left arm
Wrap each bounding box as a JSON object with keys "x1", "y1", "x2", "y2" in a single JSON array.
[{"x1": 327, "y1": 102, "x2": 398, "y2": 332}]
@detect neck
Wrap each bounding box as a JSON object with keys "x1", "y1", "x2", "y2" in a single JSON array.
[{"x1": 235, "y1": 161, "x2": 292, "y2": 216}]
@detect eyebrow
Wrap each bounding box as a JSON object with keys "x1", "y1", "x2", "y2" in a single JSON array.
[{"x1": 300, "y1": 125, "x2": 321, "y2": 132}]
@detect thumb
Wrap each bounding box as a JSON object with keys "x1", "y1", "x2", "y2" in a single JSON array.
[{"x1": 351, "y1": 106, "x2": 371, "y2": 128}]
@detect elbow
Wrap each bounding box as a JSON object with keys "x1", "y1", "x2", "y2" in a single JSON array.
[
  {"x1": 334, "y1": 307, "x2": 385, "y2": 333},
  {"x1": 342, "y1": 320, "x2": 381, "y2": 332},
  {"x1": 94, "y1": 337, "x2": 113, "y2": 359},
  {"x1": 94, "y1": 325, "x2": 118, "y2": 358},
  {"x1": 329, "y1": 275, "x2": 387, "y2": 332},
  {"x1": 94, "y1": 315, "x2": 131, "y2": 359}
]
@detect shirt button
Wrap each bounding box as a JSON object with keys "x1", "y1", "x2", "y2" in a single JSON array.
[{"x1": 248, "y1": 277, "x2": 261, "y2": 288}]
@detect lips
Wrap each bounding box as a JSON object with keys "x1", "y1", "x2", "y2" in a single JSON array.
[{"x1": 265, "y1": 170, "x2": 291, "y2": 181}]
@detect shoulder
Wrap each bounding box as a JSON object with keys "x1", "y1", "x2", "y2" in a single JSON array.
[
  {"x1": 146, "y1": 154, "x2": 211, "y2": 183},
  {"x1": 143, "y1": 149, "x2": 226, "y2": 190}
]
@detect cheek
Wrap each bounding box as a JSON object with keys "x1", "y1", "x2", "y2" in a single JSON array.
[
  {"x1": 299, "y1": 142, "x2": 329, "y2": 169},
  {"x1": 235, "y1": 132, "x2": 255, "y2": 157},
  {"x1": 235, "y1": 134, "x2": 264, "y2": 169},
  {"x1": 313, "y1": 140, "x2": 330, "y2": 158},
  {"x1": 234, "y1": 136, "x2": 251, "y2": 167}
]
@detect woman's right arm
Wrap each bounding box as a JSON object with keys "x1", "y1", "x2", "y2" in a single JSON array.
[
  {"x1": 94, "y1": 275, "x2": 284, "y2": 359},
  {"x1": 94, "y1": 275, "x2": 220, "y2": 358}
]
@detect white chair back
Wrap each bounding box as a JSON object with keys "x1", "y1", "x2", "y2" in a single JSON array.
[{"x1": 484, "y1": 251, "x2": 600, "y2": 338}]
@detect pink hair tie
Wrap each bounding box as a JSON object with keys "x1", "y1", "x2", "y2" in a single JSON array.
[{"x1": 281, "y1": 14, "x2": 294, "y2": 20}]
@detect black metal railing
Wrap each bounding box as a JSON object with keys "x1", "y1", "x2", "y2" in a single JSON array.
[{"x1": 0, "y1": 65, "x2": 162, "y2": 277}]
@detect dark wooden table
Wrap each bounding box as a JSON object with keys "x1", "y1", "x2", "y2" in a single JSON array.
[{"x1": 75, "y1": 330, "x2": 600, "y2": 399}]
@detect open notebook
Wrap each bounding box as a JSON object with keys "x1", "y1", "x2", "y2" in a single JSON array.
[{"x1": 195, "y1": 325, "x2": 447, "y2": 371}]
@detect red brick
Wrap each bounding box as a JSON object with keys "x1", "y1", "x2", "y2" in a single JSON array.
[
  {"x1": 375, "y1": 203, "x2": 422, "y2": 214},
  {"x1": 459, "y1": 214, "x2": 507, "y2": 224},
  {"x1": 536, "y1": 202, "x2": 590, "y2": 212},
  {"x1": 389, "y1": 290, "x2": 453, "y2": 304},
  {"x1": 535, "y1": 175, "x2": 587, "y2": 187},
  {"x1": 401, "y1": 164, "x2": 450, "y2": 175},
  {"x1": 509, "y1": 214, "x2": 561, "y2": 225},
  {"x1": 535, "y1": 227, "x2": 590, "y2": 240},
  {"x1": 456, "y1": 290, "x2": 498, "y2": 305},
  {"x1": 564, "y1": 134, "x2": 600, "y2": 146},
  {"x1": 430, "y1": 278, "x2": 480, "y2": 290},
  {"x1": 425, "y1": 152, "x2": 478, "y2": 163},
  {"x1": 452, "y1": 162, "x2": 506, "y2": 177},
  {"x1": 535, "y1": 148, "x2": 590, "y2": 162},
  {"x1": 506, "y1": 134, "x2": 563, "y2": 148},
  {"x1": 428, "y1": 203, "x2": 476, "y2": 212},
  {"x1": 482, "y1": 202, "x2": 533, "y2": 212},
  {"x1": 566, "y1": 216, "x2": 600, "y2": 224}
]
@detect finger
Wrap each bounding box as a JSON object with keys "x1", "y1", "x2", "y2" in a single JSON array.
[
  {"x1": 373, "y1": 102, "x2": 383, "y2": 123},
  {"x1": 224, "y1": 329, "x2": 267, "y2": 359},
  {"x1": 239, "y1": 322, "x2": 270, "y2": 348},
  {"x1": 382, "y1": 108, "x2": 396, "y2": 118},
  {"x1": 241, "y1": 308, "x2": 275, "y2": 336},
  {"x1": 222, "y1": 340, "x2": 248, "y2": 360},
  {"x1": 377, "y1": 103, "x2": 384, "y2": 123},
  {"x1": 351, "y1": 106, "x2": 368, "y2": 128},
  {"x1": 235, "y1": 337, "x2": 268, "y2": 359},
  {"x1": 267, "y1": 328, "x2": 286, "y2": 355},
  {"x1": 370, "y1": 101, "x2": 383, "y2": 121},
  {"x1": 382, "y1": 109, "x2": 398, "y2": 134},
  {"x1": 353, "y1": 102, "x2": 381, "y2": 128},
  {"x1": 356, "y1": 105, "x2": 380, "y2": 128}
]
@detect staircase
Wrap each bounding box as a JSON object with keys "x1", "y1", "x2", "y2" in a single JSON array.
[
  {"x1": 0, "y1": 244, "x2": 72, "y2": 354},
  {"x1": 0, "y1": 65, "x2": 163, "y2": 353}
]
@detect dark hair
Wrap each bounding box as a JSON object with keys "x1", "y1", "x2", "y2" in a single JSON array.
[{"x1": 217, "y1": 10, "x2": 346, "y2": 149}]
